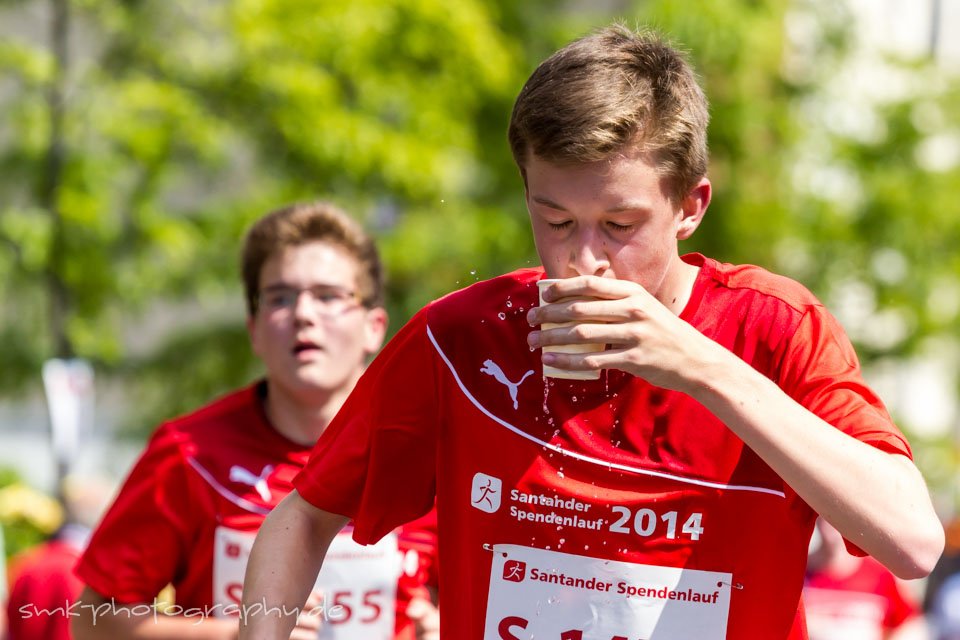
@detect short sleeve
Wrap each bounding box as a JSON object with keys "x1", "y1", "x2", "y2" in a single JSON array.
[
  {"x1": 75, "y1": 424, "x2": 197, "y2": 603},
  {"x1": 777, "y1": 305, "x2": 911, "y2": 458},
  {"x1": 294, "y1": 308, "x2": 440, "y2": 544}
]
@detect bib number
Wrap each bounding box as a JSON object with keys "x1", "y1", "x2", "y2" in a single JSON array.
[{"x1": 213, "y1": 526, "x2": 400, "y2": 639}]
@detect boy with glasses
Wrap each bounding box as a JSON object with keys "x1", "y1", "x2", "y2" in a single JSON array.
[{"x1": 72, "y1": 202, "x2": 439, "y2": 640}]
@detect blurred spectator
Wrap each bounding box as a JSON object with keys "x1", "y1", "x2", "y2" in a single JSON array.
[
  {"x1": 924, "y1": 517, "x2": 960, "y2": 640},
  {"x1": 804, "y1": 517, "x2": 924, "y2": 640},
  {"x1": 5, "y1": 476, "x2": 113, "y2": 640},
  {"x1": 6, "y1": 523, "x2": 86, "y2": 640}
]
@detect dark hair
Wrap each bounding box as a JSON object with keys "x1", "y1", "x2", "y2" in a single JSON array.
[
  {"x1": 508, "y1": 24, "x2": 709, "y2": 201},
  {"x1": 241, "y1": 201, "x2": 384, "y2": 316}
]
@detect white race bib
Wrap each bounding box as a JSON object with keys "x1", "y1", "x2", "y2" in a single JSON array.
[
  {"x1": 484, "y1": 544, "x2": 732, "y2": 640},
  {"x1": 212, "y1": 526, "x2": 400, "y2": 639}
]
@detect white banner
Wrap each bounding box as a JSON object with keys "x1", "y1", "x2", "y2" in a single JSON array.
[
  {"x1": 484, "y1": 544, "x2": 732, "y2": 640},
  {"x1": 41, "y1": 358, "x2": 95, "y2": 466}
]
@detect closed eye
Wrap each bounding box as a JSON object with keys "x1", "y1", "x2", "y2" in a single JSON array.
[
  {"x1": 548, "y1": 221, "x2": 573, "y2": 230},
  {"x1": 607, "y1": 221, "x2": 633, "y2": 231}
]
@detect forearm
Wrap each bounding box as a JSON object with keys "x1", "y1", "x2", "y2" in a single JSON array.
[
  {"x1": 687, "y1": 350, "x2": 943, "y2": 578},
  {"x1": 239, "y1": 490, "x2": 346, "y2": 639},
  {"x1": 71, "y1": 587, "x2": 237, "y2": 640}
]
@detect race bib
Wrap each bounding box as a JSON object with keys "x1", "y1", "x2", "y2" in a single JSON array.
[
  {"x1": 484, "y1": 544, "x2": 732, "y2": 640},
  {"x1": 213, "y1": 526, "x2": 400, "y2": 639},
  {"x1": 315, "y1": 531, "x2": 401, "y2": 639}
]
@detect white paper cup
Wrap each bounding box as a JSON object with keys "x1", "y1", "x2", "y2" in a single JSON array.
[{"x1": 537, "y1": 279, "x2": 603, "y2": 380}]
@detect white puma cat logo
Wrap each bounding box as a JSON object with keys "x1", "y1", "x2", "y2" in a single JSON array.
[
  {"x1": 481, "y1": 359, "x2": 534, "y2": 410},
  {"x1": 229, "y1": 464, "x2": 274, "y2": 501}
]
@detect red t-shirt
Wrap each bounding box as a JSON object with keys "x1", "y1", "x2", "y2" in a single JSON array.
[
  {"x1": 294, "y1": 255, "x2": 911, "y2": 640},
  {"x1": 803, "y1": 556, "x2": 919, "y2": 640},
  {"x1": 76, "y1": 382, "x2": 437, "y2": 638},
  {"x1": 7, "y1": 538, "x2": 84, "y2": 640}
]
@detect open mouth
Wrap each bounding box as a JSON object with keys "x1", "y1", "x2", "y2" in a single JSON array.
[{"x1": 293, "y1": 341, "x2": 322, "y2": 356}]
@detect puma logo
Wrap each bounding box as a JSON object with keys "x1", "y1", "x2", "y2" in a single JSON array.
[
  {"x1": 481, "y1": 359, "x2": 534, "y2": 410},
  {"x1": 229, "y1": 464, "x2": 274, "y2": 501}
]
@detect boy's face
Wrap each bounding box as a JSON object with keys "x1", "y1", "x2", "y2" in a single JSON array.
[
  {"x1": 524, "y1": 149, "x2": 708, "y2": 301},
  {"x1": 247, "y1": 240, "x2": 386, "y2": 404}
]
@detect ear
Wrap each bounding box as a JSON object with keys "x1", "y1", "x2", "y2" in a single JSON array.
[
  {"x1": 362, "y1": 307, "x2": 389, "y2": 355},
  {"x1": 676, "y1": 177, "x2": 711, "y2": 241},
  {"x1": 246, "y1": 315, "x2": 262, "y2": 359}
]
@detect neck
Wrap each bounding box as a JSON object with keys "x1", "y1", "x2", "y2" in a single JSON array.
[
  {"x1": 657, "y1": 255, "x2": 699, "y2": 316},
  {"x1": 261, "y1": 376, "x2": 359, "y2": 446}
]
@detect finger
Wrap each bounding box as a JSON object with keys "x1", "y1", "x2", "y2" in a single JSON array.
[
  {"x1": 407, "y1": 598, "x2": 441, "y2": 640},
  {"x1": 293, "y1": 609, "x2": 322, "y2": 632},
  {"x1": 528, "y1": 322, "x2": 615, "y2": 349},
  {"x1": 539, "y1": 275, "x2": 642, "y2": 302},
  {"x1": 528, "y1": 295, "x2": 650, "y2": 326},
  {"x1": 303, "y1": 590, "x2": 325, "y2": 609},
  {"x1": 539, "y1": 349, "x2": 608, "y2": 373}
]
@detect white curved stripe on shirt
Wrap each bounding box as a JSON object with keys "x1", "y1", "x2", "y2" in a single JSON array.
[
  {"x1": 426, "y1": 326, "x2": 786, "y2": 499},
  {"x1": 186, "y1": 457, "x2": 272, "y2": 515}
]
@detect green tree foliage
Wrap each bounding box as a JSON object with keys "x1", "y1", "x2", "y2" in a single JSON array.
[{"x1": 0, "y1": 0, "x2": 557, "y2": 432}]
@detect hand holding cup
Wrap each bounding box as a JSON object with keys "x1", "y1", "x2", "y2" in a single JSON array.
[{"x1": 536, "y1": 279, "x2": 605, "y2": 380}]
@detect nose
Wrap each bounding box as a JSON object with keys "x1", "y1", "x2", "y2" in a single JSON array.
[
  {"x1": 568, "y1": 226, "x2": 610, "y2": 277},
  {"x1": 292, "y1": 291, "x2": 319, "y2": 325}
]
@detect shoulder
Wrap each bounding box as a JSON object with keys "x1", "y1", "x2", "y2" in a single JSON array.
[
  {"x1": 698, "y1": 255, "x2": 823, "y2": 315},
  {"x1": 147, "y1": 385, "x2": 261, "y2": 457}
]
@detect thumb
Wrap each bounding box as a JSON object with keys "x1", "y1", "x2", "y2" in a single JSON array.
[{"x1": 406, "y1": 597, "x2": 431, "y2": 622}]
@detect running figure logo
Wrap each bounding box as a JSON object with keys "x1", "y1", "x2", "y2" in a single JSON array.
[
  {"x1": 471, "y1": 472, "x2": 502, "y2": 514},
  {"x1": 229, "y1": 464, "x2": 274, "y2": 501},
  {"x1": 481, "y1": 359, "x2": 534, "y2": 410},
  {"x1": 502, "y1": 560, "x2": 526, "y2": 582}
]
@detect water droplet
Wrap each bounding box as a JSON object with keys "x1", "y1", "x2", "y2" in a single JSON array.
[
  {"x1": 497, "y1": 312, "x2": 506, "y2": 320},
  {"x1": 572, "y1": 396, "x2": 578, "y2": 402},
  {"x1": 470, "y1": 270, "x2": 477, "y2": 275},
  {"x1": 506, "y1": 299, "x2": 513, "y2": 308},
  {"x1": 559, "y1": 538, "x2": 566, "y2": 545},
  {"x1": 557, "y1": 470, "x2": 565, "y2": 479}
]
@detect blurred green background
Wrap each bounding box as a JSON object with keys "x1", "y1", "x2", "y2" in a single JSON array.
[{"x1": 0, "y1": 0, "x2": 958, "y2": 554}]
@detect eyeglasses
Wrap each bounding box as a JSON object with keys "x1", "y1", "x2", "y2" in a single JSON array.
[{"x1": 256, "y1": 284, "x2": 361, "y2": 317}]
